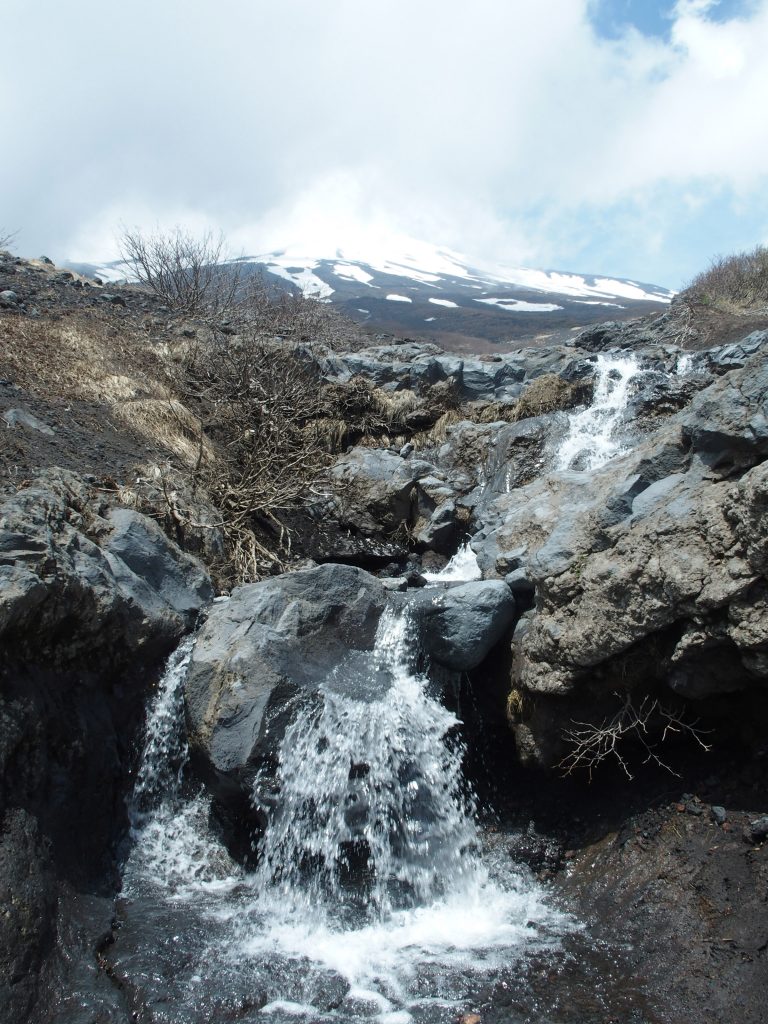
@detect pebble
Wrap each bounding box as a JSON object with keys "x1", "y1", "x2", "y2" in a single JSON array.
[
  {"x1": 0, "y1": 289, "x2": 19, "y2": 306},
  {"x1": 745, "y1": 816, "x2": 768, "y2": 843},
  {"x1": 711, "y1": 806, "x2": 727, "y2": 825}
]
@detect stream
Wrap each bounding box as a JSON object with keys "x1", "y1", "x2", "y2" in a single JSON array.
[{"x1": 105, "y1": 355, "x2": 661, "y2": 1023}]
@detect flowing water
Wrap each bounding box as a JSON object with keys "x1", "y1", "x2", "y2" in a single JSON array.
[
  {"x1": 555, "y1": 354, "x2": 642, "y2": 472},
  {"x1": 116, "y1": 610, "x2": 573, "y2": 1023},
  {"x1": 421, "y1": 543, "x2": 482, "y2": 584}
]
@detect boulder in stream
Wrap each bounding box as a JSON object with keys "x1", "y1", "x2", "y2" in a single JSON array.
[{"x1": 184, "y1": 563, "x2": 391, "y2": 824}]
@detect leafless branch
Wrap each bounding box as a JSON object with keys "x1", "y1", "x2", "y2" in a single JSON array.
[{"x1": 559, "y1": 692, "x2": 712, "y2": 782}]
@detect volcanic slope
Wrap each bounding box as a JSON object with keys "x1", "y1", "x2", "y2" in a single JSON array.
[{"x1": 74, "y1": 237, "x2": 674, "y2": 354}]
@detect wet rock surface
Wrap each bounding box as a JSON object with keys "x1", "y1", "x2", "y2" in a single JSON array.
[{"x1": 185, "y1": 564, "x2": 390, "y2": 829}]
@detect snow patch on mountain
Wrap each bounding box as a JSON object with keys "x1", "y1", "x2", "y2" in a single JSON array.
[
  {"x1": 333, "y1": 262, "x2": 374, "y2": 285},
  {"x1": 265, "y1": 263, "x2": 333, "y2": 299},
  {"x1": 477, "y1": 297, "x2": 564, "y2": 313}
]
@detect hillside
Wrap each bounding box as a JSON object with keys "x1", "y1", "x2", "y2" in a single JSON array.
[
  {"x1": 71, "y1": 237, "x2": 675, "y2": 354},
  {"x1": 2, "y1": 244, "x2": 768, "y2": 1024}
]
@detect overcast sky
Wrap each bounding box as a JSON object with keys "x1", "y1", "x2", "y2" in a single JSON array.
[{"x1": 2, "y1": 0, "x2": 767, "y2": 287}]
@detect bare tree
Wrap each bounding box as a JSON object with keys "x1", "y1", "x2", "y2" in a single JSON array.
[
  {"x1": 559, "y1": 692, "x2": 712, "y2": 782},
  {"x1": 118, "y1": 226, "x2": 242, "y2": 317},
  {"x1": 0, "y1": 228, "x2": 17, "y2": 250}
]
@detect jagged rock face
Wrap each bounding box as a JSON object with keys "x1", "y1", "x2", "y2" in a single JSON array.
[
  {"x1": 185, "y1": 564, "x2": 391, "y2": 826},
  {"x1": 469, "y1": 345, "x2": 768, "y2": 767},
  {"x1": 0, "y1": 469, "x2": 213, "y2": 667},
  {"x1": 0, "y1": 469, "x2": 213, "y2": 1018},
  {"x1": 329, "y1": 447, "x2": 470, "y2": 555}
]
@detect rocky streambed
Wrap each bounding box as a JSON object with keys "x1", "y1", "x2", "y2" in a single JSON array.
[{"x1": 1, "y1": 290, "x2": 767, "y2": 1022}]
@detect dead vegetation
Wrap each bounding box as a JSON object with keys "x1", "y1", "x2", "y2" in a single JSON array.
[
  {"x1": 559, "y1": 692, "x2": 712, "y2": 782},
  {"x1": 118, "y1": 227, "x2": 243, "y2": 318},
  {"x1": 682, "y1": 244, "x2": 768, "y2": 312},
  {"x1": 173, "y1": 330, "x2": 332, "y2": 580}
]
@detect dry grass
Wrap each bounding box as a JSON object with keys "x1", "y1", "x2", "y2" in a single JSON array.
[
  {"x1": 512, "y1": 373, "x2": 582, "y2": 419},
  {"x1": 116, "y1": 398, "x2": 212, "y2": 468},
  {"x1": 0, "y1": 314, "x2": 207, "y2": 470},
  {"x1": 683, "y1": 244, "x2": 768, "y2": 311},
  {"x1": 414, "y1": 373, "x2": 583, "y2": 450},
  {"x1": 416, "y1": 409, "x2": 464, "y2": 446}
]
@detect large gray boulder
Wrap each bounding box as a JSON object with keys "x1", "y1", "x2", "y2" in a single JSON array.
[
  {"x1": 0, "y1": 469, "x2": 213, "y2": 666},
  {"x1": 185, "y1": 564, "x2": 390, "y2": 819},
  {"x1": 410, "y1": 580, "x2": 517, "y2": 671},
  {"x1": 681, "y1": 350, "x2": 768, "y2": 461}
]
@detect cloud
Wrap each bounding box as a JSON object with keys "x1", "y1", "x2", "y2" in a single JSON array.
[{"x1": 1, "y1": 0, "x2": 767, "y2": 285}]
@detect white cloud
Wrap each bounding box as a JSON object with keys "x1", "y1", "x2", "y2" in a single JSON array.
[{"x1": 1, "y1": 0, "x2": 767, "y2": 285}]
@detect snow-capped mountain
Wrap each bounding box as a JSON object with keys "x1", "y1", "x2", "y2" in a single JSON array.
[
  {"x1": 238, "y1": 240, "x2": 674, "y2": 349},
  {"x1": 72, "y1": 237, "x2": 674, "y2": 352}
]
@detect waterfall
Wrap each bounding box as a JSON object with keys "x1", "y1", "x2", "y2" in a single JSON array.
[
  {"x1": 124, "y1": 636, "x2": 236, "y2": 894},
  {"x1": 130, "y1": 636, "x2": 193, "y2": 819},
  {"x1": 252, "y1": 609, "x2": 478, "y2": 917},
  {"x1": 555, "y1": 353, "x2": 641, "y2": 472},
  {"x1": 421, "y1": 542, "x2": 481, "y2": 584},
  {"x1": 676, "y1": 352, "x2": 694, "y2": 376},
  {"x1": 118, "y1": 616, "x2": 571, "y2": 1022}
]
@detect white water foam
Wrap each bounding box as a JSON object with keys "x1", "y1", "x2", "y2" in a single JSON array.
[
  {"x1": 676, "y1": 352, "x2": 694, "y2": 376},
  {"x1": 555, "y1": 354, "x2": 642, "y2": 472},
  {"x1": 421, "y1": 543, "x2": 482, "y2": 584},
  {"x1": 121, "y1": 616, "x2": 572, "y2": 1021}
]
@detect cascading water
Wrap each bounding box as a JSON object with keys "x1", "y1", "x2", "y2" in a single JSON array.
[
  {"x1": 116, "y1": 612, "x2": 572, "y2": 1023},
  {"x1": 676, "y1": 352, "x2": 694, "y2": 376},
  {"x1": 252, "y1": 609, "x2": 477, "y2": 916},
  {"x1": 124, "y1": 635, "x2": 236, "y2": 894},
  {"x1": 421, "y1": 542, "x2": 482, "y2": 584},
  {"x1": 555, "y1": 354, "x2": 642, "y2": 472}
]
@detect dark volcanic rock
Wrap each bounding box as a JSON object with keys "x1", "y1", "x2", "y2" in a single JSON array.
[
  {"x1": 0, "y1": 469, "x2": 213, "y2": 1020},
  {"x1": 0, "y1": 469, "x2": 212, "y2": 667},
  {"x1": 410, "y1": 579, "x2": 517, "y2": 671},
  {"x1": 0, "y1": 810, "x2": 57, "y2": 1022},
  {"x1": 185, "y1": 564, "x2": 390, "y2": 824}
]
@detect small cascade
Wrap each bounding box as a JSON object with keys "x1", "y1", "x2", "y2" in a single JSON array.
[
  {"x1": 124, "y1": 636, "x2": 235, "y2": 894},
  {"x1": 555, "y1": 353, "x2": 642, "y2": 472},
  {"x1": 252, "y1": 609, "x2": 478, "y2": 917},
  {"x1": 421, "y1": 542, "x2": 482, "y2": 584},
  {"x1": 130, "y1": 636, "x2": 193, "y2": 819},
  {"x1": 116, "y1": 615, "x2": 571, "y2": 1022},
  {"x1": 676, "y1": 352, "x2": 694, "y2": 376}
]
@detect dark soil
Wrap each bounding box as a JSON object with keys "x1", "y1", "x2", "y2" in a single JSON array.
[{"x1": 471, "y1": 742, "x2": 768, "y2": 1024}]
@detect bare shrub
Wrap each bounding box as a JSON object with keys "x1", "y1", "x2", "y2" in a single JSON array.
[
  {"x1": 0, "y1": 228, "x2": 17, "y2": 250},
  {"x1": 559, "y1": 692, "x2": 712, "y2": 782},
  {"x1": 683, "y1": 244, "x2": 768, "y2": 311},
  {"x1": 237, "y1": 272, "x2": 344, "y2": 343},
  {"x1": 118, "y1": 226, "x2": 242, "y2": 317},
  {"x1": 177, "y1": 331, "x2": 330, "y2": 581}
]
